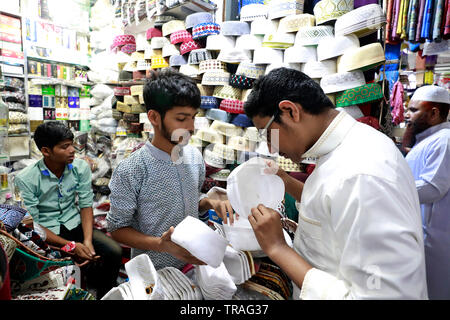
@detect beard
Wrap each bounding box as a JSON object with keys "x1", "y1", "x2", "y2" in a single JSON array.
[{"x1": 161, "y1": 120, "x2": 193, "y2": 146}]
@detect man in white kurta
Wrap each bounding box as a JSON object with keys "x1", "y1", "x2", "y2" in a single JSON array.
[
  {"x1": 404, "y1": 85, "x2": 450, "y2": 300},
  {"x1": 244, "y1": 68, "x2": 428, "y2": 299}
]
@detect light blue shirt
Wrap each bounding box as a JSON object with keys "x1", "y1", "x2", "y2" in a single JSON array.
[
  {"x1": 106, "y1": 142, "x2": 206, "y2": 270},
  {"x1": 406, "y1": 121, "x2": 450, "y2": 299}
]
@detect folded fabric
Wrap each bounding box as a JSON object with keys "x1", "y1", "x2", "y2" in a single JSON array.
[
  {"x1": 169, "y1": 54, "x2": 188, "y2": 67},
  {"x1": 205, "y1": 35, "x2": 236, "y2": 51},
  {"x1": 169, "y1": 30, "x2": 193, "y2": 44},
  {"x1": 180, "y1": 40, "x2": 202, "y2": 55},
  {"x1": 192, "y1": 22, "x2": 220, "y2": 39},
  {"x1": 201, "y1": 96, "x2": 220, "y2": 109},
  {"x1": 146, "y1": 28, "x2": 162, "y2": 40},
  {"x1": 240, "y1": 3, "x2": 268, "y2": 21},
  {"x1": 229, "y1": 74, "x2": 255, "y2": 89},
  {"x1": 124, "y1": 254, "x2": 164, "y2": 300},
  {"x1": 231, "y1": 114, "x2": 253, "y2": 127},
  {"x1": 171, "y1": 216, "x2": 228, "y2": 268},
  {"x1": 278, "y1": 14, "x2": 315, "y2": 33},
  {"x1": 221, "y1": 21, "x2": 251, "y2": 36},
  {"x1": 335, "y1": 83, "x2": 383, "y2": 107},
  {"x1": 185, "y1": 12, "x2": 214, "y2": 29},
  {"x1": 251, "y1": 18, "x2": 279, "y2": 35},
  {"x1": 220, "y1": 99, "x2": 245, "y2": 114},
  {"x1": 196, "y1": 263, "x2": 237, "y2": 300}
]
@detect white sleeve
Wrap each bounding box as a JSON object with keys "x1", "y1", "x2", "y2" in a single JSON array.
[{"x1": 299, "y1": 174, "x2": 428, "y2": 300}]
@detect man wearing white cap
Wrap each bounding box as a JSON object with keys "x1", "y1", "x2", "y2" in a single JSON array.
[{"x1": 404, "y1": 85, "x2": 450, "y2": 300}]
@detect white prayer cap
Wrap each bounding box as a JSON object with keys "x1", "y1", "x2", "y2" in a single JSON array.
[{"x1": 410, "y1": 85, "x2": 450, "y2": 104}]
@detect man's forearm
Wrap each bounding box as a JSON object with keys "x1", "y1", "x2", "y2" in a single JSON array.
[
  {"x1": 280, "y1": 172, "x2": 304, "y2": 202},
  {"x1": 198, "y1": 197, "x2": 213, "y2": 212},
  {"x1": 110, "y1": 227, "x2": 162, "y2": 251},
  {"x1": 80, "y1": 207, "x2": 94, "y2": 243}
]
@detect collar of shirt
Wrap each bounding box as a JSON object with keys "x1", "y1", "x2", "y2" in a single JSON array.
[
  {"x1": 414, "y1": 122, "x2": 450, "y2": 145},
  {"x1": 37, "y1": 159, "x2": 73, "y2": 181},
  {"x1": 301, "y1": 110, "x2": 356, "y2": 159},
  {"x1": 145, "y1": 141, "x2": 185, "y2": 163}
]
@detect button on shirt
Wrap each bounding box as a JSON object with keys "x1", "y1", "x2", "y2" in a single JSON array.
[
  {"x1": 14, "y1": 158, "x2": 94, "y2": 234},
  {"x1": 292, "y1": 110, "x2": 428, "y2": 299},
  {"x1": 405, "y1": 121, "x2": 450, "y2": 300},
  {"x1": 106, "y1": 142, "x2": 206, "y2": 270}
]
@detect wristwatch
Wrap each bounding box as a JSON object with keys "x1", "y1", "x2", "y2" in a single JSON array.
[{"x1": 61, "y1": 241, "x2": 76, "y2": 253}]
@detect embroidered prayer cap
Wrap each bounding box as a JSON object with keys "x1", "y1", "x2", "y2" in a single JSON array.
[
  {"x1": 251, "y1": 18, "x2": 279, "y2": 35},
  {"x1": 0, "y1": 205, "x2": 27, "y2": 232},
  {"x1": 229, "y1": 74, "x2": 255, "y2": 90},
  {"x1": 334, "y1": 4, "x2": 386, "y2": 38},
  {"x1": 154, "y1": 15, "x2": 176, "y2": 27},
  {"x1": 240, "y1": 4, "x2": 268, "y2": 22},
  {"x1": 213, "y1": 85, "x2": 243, "y2": 100},
  {"x1": 185, "y1": 12, "x2": 214, "y2": 29},
  {"x1": 135, "y1": 33, "x2": 148, "y2": 52},
  {"x1": 204, "y1": 148, "x2": 227, "y2": 169},
  {"x1": 253, "y1": 47, "x2": 284, "y2": 64},
  {"x1": 235, "y1": 34, "x2": 264, "y2": 50},
  {"x1": 268, "y1": 0, "x2": 305, "y2": 20},
  {"x1": 231, "y1": 114, "x2": 254, "y2": 128},
  {"x1": 144, "y1": 48, "x2": 162, "y2": 59},
  {"x1": 284, "y1": 45, "x2": 317, "y2": 63},
  {"x1": 212, "y1": 143, "x2": 236, "y2": 162},
  {"x1": 179, "y1": 64, "x2": 200, "y2": 78},
  {"x1": 169, "y1": 30, "x2": 193, "y2": 44},
  {"x1": 162, "y1": 20, "x2": 186, "y2": 37},
  {"x1": 336, "y1": 42, "x2": 385, "y2": 73},
  {"x1": 276, "y1": 155, "x2": 302, "y2": 172},
  {"x1": 301, "y1": 60, "x2": 337, "y2": 79},
  {"x1": 121, "y1": 44, "x2": 136, "y2": 54},
  {"x1": 146, "y1": 28, "x2": 162, "y2": 41},
  {"x1": 171, "y1": 216, "x2": 229, "y2": 268},
  {"x1": 162, "y1": 43, "x2": 180, "y2": 57},
  {"x1": 236, "y1": 62, "x2": 266, "y2": 79},
  {"x1": 189, "y1": 135, "x2": 208, "y2": 148},
  {"x1": 195, "y1": 127, "x2": 225, "y2": 144},
  {"x1": 262, "y1": 33, "x2": 295, "y2": 49},
  {"x1": 130, "y1": 51, "x2": 145, "y2": 62},
  {"x1": 221, "y1": 21, "x2": 251, "y2": 36},
  {"x1": 320, "y1": 71, "x2": 366, "y2": 94},
  {"x1": 111, "y1": 34, "x2": 136, "y2": 51},
  {"x1": 217, "y1": 48, "x2": 252, "y2": 64},
  {"x1": 201, "y1": 96, "x2": 220, "y2": 109},
  {"x1": 206, "y1": 108, "x2": 233, "y2": 123},
  {"x1": 151, "y1": 56, "x2": 169, "y2": 69},
  {"x1": 180, "y1": 40, "x2": 203, "y2": 55},
  {"x1": 265, "y1": 62, "x2": 302, "y2": 75},
  {"x1": 151, "y1": 37, "x2": 170, "y2": 49},
  {"x1": 188, "y1": 49, "x2": 214, "y2": 65},
  {"x1": 206, "y1": 35, "x2": 236, "y2": 51},
  {"x1": 199, "y1": 59, "x2": 227, "y2": 74},
  {"x1": 220, "y1": 98, "x2": 245, "y2": 114},
  {"x1": 169, "y1": 54, "x2": 188, "y2": 67},
  {"x1": 295, "y1": 25, "x2": 334, "y2": 46},
  {"x1": 313, "y1": 0, "x2": 354, "y2": 25},
  {"x1": 201, "y1": 70, "x2": 231, "y2": 86},
  {"x1": 317, "y1": 34, "x2": 359, "y2": 61},
  {"x1": 210, "y1": 169, "x2": 231, "y2": 181},
  {"x1": 335, "y1": 82, "x2": 383, "y2": 107},
  {"x1": 210, "y1": 120, "x2": 244, "y2": 137},
  {"x1": 227, "y1": 135, "x2": 253, "y2": 152},
  {"x1": 244, "y1": 127, "x2": 260, "y2": 142},
  {"x1": 136, "y1": 59, "x2": 151, "y2": 70},
  {"x1": 197, "y1": 84, "x2": 215, "y2": 96},
  {"x1": 192, "y1": 22, "x2": 220, "y2": 39},
  {"x1": 194, "y1": 116, "x2": 211, "y2": 131},
  {"x1": 410, "y1": 85, "x2": 450, "y2": 104},
  {"x1": 278, "y1": 14, "x2": 315, "y2": 33}
]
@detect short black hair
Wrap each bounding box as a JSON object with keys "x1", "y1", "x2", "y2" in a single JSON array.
[
  {"x1": 34, "y1": 121, "x2": 74, "y2": 150},
  {"x1": 435, "y1": 102, "x2": 450, "y2": 120},
  {"x1": 244, "y1": 68, "x2": 334, "y2": 122},
  {"x1": 143, "y1": 68, "x2": 201, "y2": 117}
]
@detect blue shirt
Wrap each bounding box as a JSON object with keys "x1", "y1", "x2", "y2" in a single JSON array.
[
  {"x1": 406, "y1": 121, "x2": 450, "y2": 299},
  {"x1": 14, "y1": 158, "x2": 94, "y2": 234},
  {"x1": 106, "y1": 141, "x2": 206, "y2": 270}
]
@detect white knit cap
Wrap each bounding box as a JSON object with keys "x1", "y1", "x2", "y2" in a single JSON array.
[{"x1": 410, "y1": 85, "x2": 450, "y2": 104}]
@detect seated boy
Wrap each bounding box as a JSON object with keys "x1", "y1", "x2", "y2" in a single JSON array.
[{"x1": 14, "y1": 121, "x2": 122, "y2": 298}]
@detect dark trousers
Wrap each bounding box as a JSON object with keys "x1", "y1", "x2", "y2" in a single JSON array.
[{"x1": 59, "y1": 224, "x2": 122, "y2": 298}]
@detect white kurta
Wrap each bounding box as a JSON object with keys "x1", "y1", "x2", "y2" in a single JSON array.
[{"x1": 292, "y1": 110, "x2": 428, "y2": 299}]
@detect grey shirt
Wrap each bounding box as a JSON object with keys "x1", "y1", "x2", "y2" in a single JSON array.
[{"x1": 107, "y1": 141, "x2": 206, "y2": 270}]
